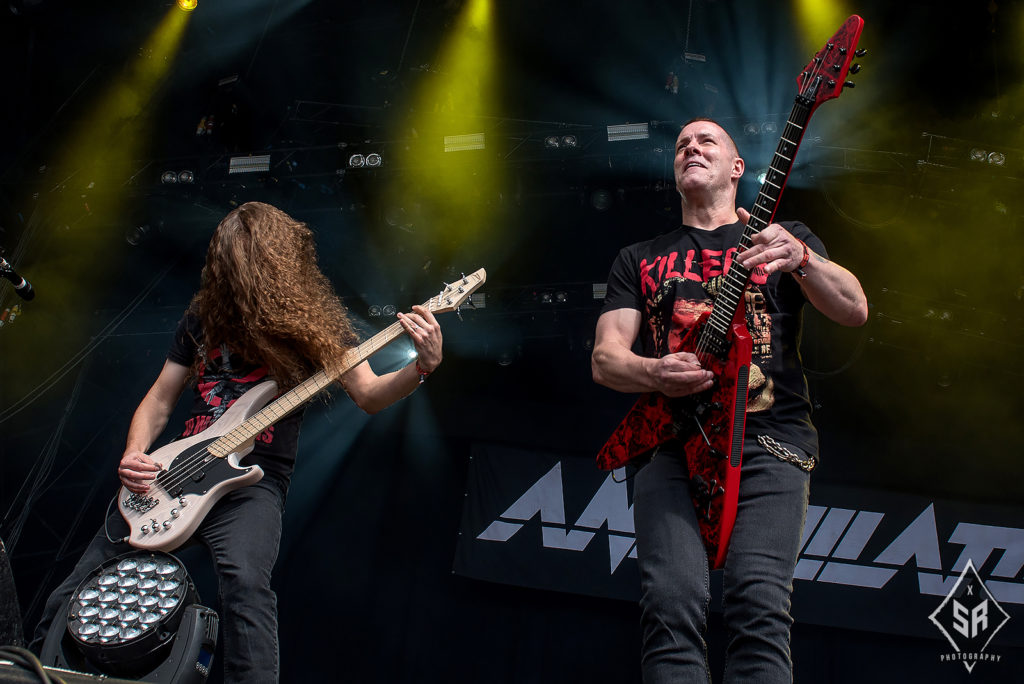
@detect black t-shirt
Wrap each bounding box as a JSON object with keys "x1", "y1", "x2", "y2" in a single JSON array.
[
  {"x1": 166, "y1": 313, "x2": 303, "y2": 482},
  {"x1": 602, "y1": 220, "x2": 825, "y2": 455}
]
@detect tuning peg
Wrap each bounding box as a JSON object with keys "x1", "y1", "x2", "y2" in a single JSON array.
[
  {"x1": 843, "y1": 81, "x2": 856, "y2": 89},
  {"x1": 855, "y1": 48, "x2": 867, "y2": 57},
  {"x1": 850, "y1": 63, "x2": 862, "y2": 74}
]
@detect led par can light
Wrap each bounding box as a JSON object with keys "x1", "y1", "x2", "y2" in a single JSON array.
[{"x1": 65, "y1": 551, "x2": 198, "y2": 677}]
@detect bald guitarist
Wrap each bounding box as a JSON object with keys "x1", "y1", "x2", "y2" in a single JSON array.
[{"x1": 592, "y1": 118, "x2": 867, "y2": 682}]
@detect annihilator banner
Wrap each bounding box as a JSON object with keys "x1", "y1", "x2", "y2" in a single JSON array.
[{"x1": 454, "y1": 444, "x2": 1023, "y2": 650}]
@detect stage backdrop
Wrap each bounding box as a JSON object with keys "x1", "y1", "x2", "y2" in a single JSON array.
[{"x1": 455, "y1": 444, "x2": 1023, "y2": 660}]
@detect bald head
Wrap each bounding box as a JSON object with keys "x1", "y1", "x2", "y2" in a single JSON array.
[{"x1": 680, "y1": 117, "x2": 741, "y2": 159}]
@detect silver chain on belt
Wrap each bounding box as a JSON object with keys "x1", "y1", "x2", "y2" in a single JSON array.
[{"x1": 757, "y1": 434, "x2": 817, "y2": 472}]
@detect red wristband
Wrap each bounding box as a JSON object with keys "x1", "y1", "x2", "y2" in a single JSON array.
[
  {"x1": 793, "y1": 240, "x2": 810, "y2": 278},
  {"x1": 415, "y1": 361, "x2": 431, "y2": 384}
]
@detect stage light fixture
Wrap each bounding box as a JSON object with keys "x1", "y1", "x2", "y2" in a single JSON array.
[
  {"x1": 160, "y1": 171, "x2": 178, "y2": 184},
  {"x1": 177, "y1": 0, "x2": 197, "y2": 10},
  {"x1": 348, "y1": 154, "x2": 366, "y2": 168},
  {"x1": 592, "y1": 283, "x2": 607, "y2": 300},
  {"x1": 443, "y1": 133, "x2": 486, "y2": 152},
  {"x1": 968, "y1": 148, "x2": 987, "y2": 162},
  {"x1": 39, "y1": 551, "x2": 217, "y2": 682},
  {"x1": 761, "y1": 121, "x2": 778, "y2": 135},
  {"x1": 228, "y1": 154, "x2": 270, "y2": 174},
  {"x1": 125, "y1": 225, "x2": 151, "y2": 247},
  {"x1": 755, "y1": 168, "x2": 769, "y2": 185},
  {"x1": 553, "y1": 291, "x2": 567, "y2": 304},
  {"x1": 590, "y1": 188, "x2": 612, "y2": 211},
  {"x1": 987, "y1": 151, "x2": 1006, "y2": 166},
  {"x1": 607, "y1": 123, "x2": 649, "y2": 142},
  {"x1": 177, "y1": 170, "x2": 194, "y2": 183},
  {"x1": 365, "y1": 153, "x2": 383, "y2": 167},
  {"x1": 368, "y1": 305, "x2": 382, "y2": 317},
  {"x1": 743, "y1": 122, "x2": 759, "y2": 136},
  {"x1": 561, "y1": 135, "x2": 578, "y2": 148},
  {"x1": 544, "y1": 135, "x2": 560, "y2": 149},
  {"x1": 382, "y1": 304, "x2": 397, "y2": 316}
]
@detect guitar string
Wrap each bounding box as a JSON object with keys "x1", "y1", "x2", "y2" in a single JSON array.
[{"x1": 691, "y1": 44, "x2": 828, "y2": 365}]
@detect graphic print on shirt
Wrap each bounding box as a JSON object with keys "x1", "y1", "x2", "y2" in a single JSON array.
[
  {"x1": 181, "y1": 343, "x2": 276, "y2": 443},
  {"x1": 642, "y1": 246, "x2": 775, "y2": 414}
]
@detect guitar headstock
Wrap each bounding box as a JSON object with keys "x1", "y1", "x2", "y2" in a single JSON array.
[
  {"x1": 796, "y1": 15, "x2": 865, "y2": 113},
  {"x1": 427, "y1": 268, "x2": 487, "y2": 314}
]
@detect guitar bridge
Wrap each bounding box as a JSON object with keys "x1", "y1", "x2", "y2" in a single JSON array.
[{"x1": 123, "y1": 492, "x2": 158, "y2": 513}]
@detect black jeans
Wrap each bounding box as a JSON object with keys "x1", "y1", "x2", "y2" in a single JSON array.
[
  {"x1": 633, "y1": 440, "x2": 811, "y2": 683},
  {"x1": 31, "y1": 477, "x2": 287, "y2": 684}
]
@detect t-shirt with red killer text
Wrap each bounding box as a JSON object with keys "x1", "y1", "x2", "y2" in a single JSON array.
[
  {"x1": 602, "y1": 220, "x2": 826, "y2": 456},
  {"x1": 166, "y1": 312, "x2": 304, "y2": 482}
]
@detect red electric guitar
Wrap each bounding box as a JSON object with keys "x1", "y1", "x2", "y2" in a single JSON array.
[{"x1": 597, "y1": 17, "x2": 866, "y2": 569}]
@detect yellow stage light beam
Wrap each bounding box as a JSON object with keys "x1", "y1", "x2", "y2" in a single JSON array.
[
  {"x1": 386, "y1": 0, "x2": 501, "y2": 261},
  {"x1": 1, "y1": 6, "x2": 194, "y2": 400},
  {"x1": 52, "y1": 6, "x2": 191, "y2": 233},
  {"x1": 792, "y1": 0, "x2": 852, "y2": 57},
  {"x1": 177, "y1": 0, "x2": 198, "y2": 11}
]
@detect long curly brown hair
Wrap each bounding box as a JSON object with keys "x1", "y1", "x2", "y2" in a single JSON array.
[{"x1": 189, "y1": 201, "x2": 359, "y2": 390}]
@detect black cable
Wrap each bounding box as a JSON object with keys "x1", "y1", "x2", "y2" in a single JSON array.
[
  {"x1": 0, "y1": 645, "x2": 68, "y2": 684},
  {"x1": 103, "y1": 492, "x2": 129, "y2": 546}
]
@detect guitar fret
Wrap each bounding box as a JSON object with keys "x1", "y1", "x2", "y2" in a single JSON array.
[{"x1": 707, "y1": 319, "x2": 728, "y2": 335}]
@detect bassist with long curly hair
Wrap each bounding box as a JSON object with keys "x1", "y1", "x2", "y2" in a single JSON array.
[{"x1": 31, "y1": 202, "x2": 444, "y2": 683}]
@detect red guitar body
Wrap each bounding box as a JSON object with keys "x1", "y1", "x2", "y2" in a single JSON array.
[{"x1": 597, "y1": 306, "x2": 752, "y2": 569}]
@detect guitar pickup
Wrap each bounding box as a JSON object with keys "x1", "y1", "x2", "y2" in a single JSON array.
[{"x1": 693, "y1": 400, "x2": 723, "y2": 420}]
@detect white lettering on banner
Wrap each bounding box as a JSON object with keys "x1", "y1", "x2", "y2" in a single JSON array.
[
  {"x1": 477, "y1": 465, "x2": 637, "y2": 572},
  {"x1": 475, "y1": 461, "x2": 1024, "y2": 603}
]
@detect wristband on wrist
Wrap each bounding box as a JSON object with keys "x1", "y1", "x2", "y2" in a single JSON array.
[
  {"x1": 415, "y1": 361, "x2": 431, "y2": 384},
  {"x1": 792, "y1": 239, "x2": 810, "y2": 278}
]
